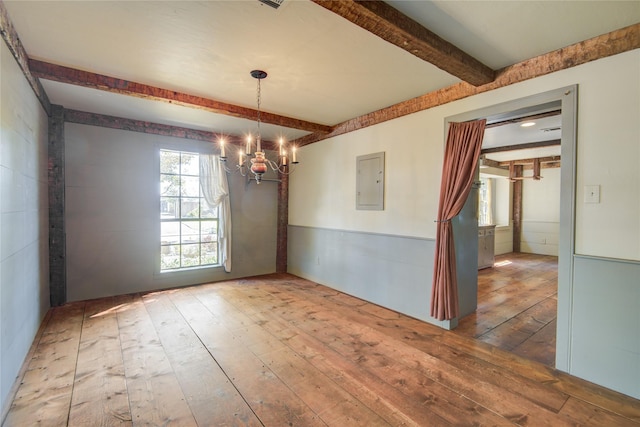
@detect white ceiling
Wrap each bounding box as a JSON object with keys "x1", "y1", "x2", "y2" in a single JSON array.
[
  {"x1": 4, "y1": 0, "x2": 640, "y2": 147},
  {"x1": 483, "y1": 114, "x2": 562, "y2": 162}
]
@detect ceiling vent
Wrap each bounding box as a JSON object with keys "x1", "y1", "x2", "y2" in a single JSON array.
[
  {"x1": 258, "y1": 0, "x2": 284, "y2": 9},
  {"x1": 541, "y1": 127, "x2": 561, "y2": 132}
]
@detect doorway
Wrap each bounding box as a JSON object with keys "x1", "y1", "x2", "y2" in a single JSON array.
[{"x1": 446, "y1": 86, "x2": 577, "y2": 370}]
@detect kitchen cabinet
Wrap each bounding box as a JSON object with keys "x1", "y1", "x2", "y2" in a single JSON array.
[{"x1": 478, "y1": 225, "x2": 496, "y2": 269}]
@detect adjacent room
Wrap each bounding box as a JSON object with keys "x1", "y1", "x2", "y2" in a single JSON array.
[
  {"x1": 1, "y1": 1, "x2": 639, "y2": 425},
  {"x1": 454, "y1": 108, "x2": 562, "y2": 367}
]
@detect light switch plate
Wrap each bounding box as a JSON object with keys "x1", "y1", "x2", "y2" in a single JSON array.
[{"x1": 584, "y1": 185, "x2": 600, "y2": 203}]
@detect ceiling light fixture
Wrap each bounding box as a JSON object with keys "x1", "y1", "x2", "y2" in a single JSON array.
[
  {"x1": 219, "y1": 70, "x2": 298, "y2": 184},
  {"x1": 520, "y1": 121, "x2": 536, "y2": 127}
]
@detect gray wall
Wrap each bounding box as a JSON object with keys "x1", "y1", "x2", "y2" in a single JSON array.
[
  {"x1": 65, "y1": 123, "x2": 278, "y2": 301},
  {"x1": 0, "y1": 42, "x2": 50, "y2": 410},
  {"x1": 288, "y1": 225, "x2": 451, "y2": 329},
  {"x1": 571, "y1": 255, "x2": 640, "y2": 398}
]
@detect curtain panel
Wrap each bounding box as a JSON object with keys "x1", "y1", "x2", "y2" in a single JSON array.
[
  {"x1": 200, "y1": 154, "x2": 232, "y2": 272},
  {"x1": 431, "y1": 119, "x2": 486, "y2": 321}
]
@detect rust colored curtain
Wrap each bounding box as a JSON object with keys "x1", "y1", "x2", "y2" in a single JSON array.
[{"x1": 431, "y1": 119, "x2": 486, "y2": 321}]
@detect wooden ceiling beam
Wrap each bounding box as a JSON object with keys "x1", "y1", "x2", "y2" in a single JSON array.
[
  {"x1": 64, "y1": 109, "x2": 279, "y2": 150},
  {"x1": 483, "y1": 156, "x2": 561, "y2": 173},
  {"x1": 29, "y1": 59, "x2": 333, "y2": 134},
  {"x1": 479, "y1": 158, "x2": 502, "y2": 169},
  {"x1": 294, "y1": 23, "x2": 639, "y2": 147},
  {"x1": 0, "y1": 2, "x2": 50, "y2": 114},
  {"x1": 312, "y1": 0, "x2": 495, "y2": 86},
  {"x1": 481, "y1": 139, "x2": 561, "y2": 155},
  {"x1": 485, "y1": 110, "x2": 561, "y2": 129},
  {"x1": 497, "y1": 155, "x2": 561, "y2": 167}
]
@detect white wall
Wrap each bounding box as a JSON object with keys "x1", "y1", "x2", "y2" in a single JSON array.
[
  {"x1": 494, "y1": 226, "x2": 514, "y2": 256},
  {"x1": 493, "y1": 176, "x2": 511, "y2": 227},
  {"x1": 291, "y1": 50, "x2": 640, "y2": 262},
  {"x1": 65, "y1": 124, "x2": 278, "y2": 302},
  {"x1": 522, "y1": 167, "x2": 561, "y2": 256},
  {"x1": 289, "y1": 49, "x2": 640, "y2": 398},
  {"x1": 0, "y1": 42, "x2": 50, "y2": 410},
  {"x1": 494, "y1": 177, "x2": 513, "y2": 255},
  {"x1": 574, "y1": 54, "x2": 640, "y2": 260},
  {"x1": 290, "y1": 113, "x2": 443, "y2": 238}
]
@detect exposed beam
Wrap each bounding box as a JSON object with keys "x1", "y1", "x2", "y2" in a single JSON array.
[
  {"x1": 526, "y1": 161, "x2": 561, "y2": 170},
  {"x1": 486, "y1": 110, "x2": 561, "y2": 129},
  {"x1": 312, "y1": 0, "x2": 495, "y2": 86},
  {"x1": 481, "y1": 139, "x2": 561, "y2": 155},
  {"x1": 0, "y1": 2, "x2": 51, "y2": 114},
  {"x1": 29, "y1": 59, "x2": 333, "y2": 134},
  {"x1": 482, "y1": 157, "x2": 561, "y2": 172},
  {"x1": 498, "y1": 155, "x2": 561, "y2": 167},
  {"x1": 479, "y1": 158, "x2": 502, "y2": 169},
  {"x1": 295, "y1": 23, "x2": 640, "y2": 147},
  {"x1": 64, "y1": 109, "x2": 280, "y2": 151}
]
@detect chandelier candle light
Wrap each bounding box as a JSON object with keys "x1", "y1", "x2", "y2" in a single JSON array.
[{"x1": 219, "y1": 70, "x2": 299, "y2": 184}]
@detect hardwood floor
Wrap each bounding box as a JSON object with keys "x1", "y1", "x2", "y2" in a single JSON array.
[
  {"x1": 4, "y1": 273, "x2": 640, "y2": 426},
  {"x1": 455, "y1": 252, "x2": 558, "y2": 367}
]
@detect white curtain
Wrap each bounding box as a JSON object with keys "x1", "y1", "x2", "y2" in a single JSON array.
[{"x1": 200, "y1": 154, "x2": 232, "y2": 272}]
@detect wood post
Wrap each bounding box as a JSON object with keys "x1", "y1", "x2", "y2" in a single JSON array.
[
  {"x1": 512, "y1": 164, "x2": 523, "y2": 253},
  {"x1": 276, "y1": 171, "x2": 289, "y2": 273},
  {"x1": 48, "y1": 105, "x2": 66, "y2": 306},
  {"x1": 533, "y1": 158, "x2": 541, "y2": 180}
]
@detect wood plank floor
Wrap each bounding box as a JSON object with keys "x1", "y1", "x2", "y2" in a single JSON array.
[
  {"x1": 455, "y1": 252, "x2": 558, "y2": 367},
  {"x1": 4, "y1": 273, "x2": 640, "y2": 426}
]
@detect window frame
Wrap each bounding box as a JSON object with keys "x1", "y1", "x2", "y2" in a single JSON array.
[
  {"x1": 159, "y1": 149, "x2": 221, "y2": 272},
  {"x1": 478, "y1": 176, "x2": 495, "y2": 226}
]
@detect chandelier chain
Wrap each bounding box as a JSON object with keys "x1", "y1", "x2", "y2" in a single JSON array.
[{"x1": 256, "y1": 78, "x2": 262, "y2": 140}]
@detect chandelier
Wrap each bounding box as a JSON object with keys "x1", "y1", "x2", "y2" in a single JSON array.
[{"x1": 219, "y1": 70, "x2": 299, "y2": 184}]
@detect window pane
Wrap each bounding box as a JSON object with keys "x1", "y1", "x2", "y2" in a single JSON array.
[
  {"x1": 181, "y1": 153, "x2": 199, "y2": 176},
  {"x1": 160, "y1": 150, "x2": 180, "y2": 174},
  {"x1": 181, "y1": 198, "x2": 200, "y2": 218},
  {"x1": 201, "y1": 220, "x2": 218, "y2": 243},
  {"x1": 161, "y1": 222, "x2": 180, "y2": 244},
  {"x1": 181, "y1": 221, "x2": 200, "y2": 244},
  {"x1": 161, "y1": 244, "x2": 181, "y2": 270},
  {"x1": 160, "y1": 150, "x2": 220, "y2": 272},
  {"x1": 161, "y1": 197, "x2": 179, "y2": 219},
  {"x1": 201, "y1": 242, "x2": 218, "y2": 265},
  {"x1": 181, "y1": 243, "x2": 200, "y2": 267},
  {"x1": 181, "y1": 176, "x2": 200, "y2": 197},
  {"x1": 201, "y1": 199, "x2": 218, "y2": 219},
  {"x1": 161, "y1": 174, "x2": 180, "y2": 196}
]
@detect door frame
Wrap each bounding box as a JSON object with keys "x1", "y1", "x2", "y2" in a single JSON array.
[{"x1": 443, "y1": 85, "x2": 577, "y2": 370}]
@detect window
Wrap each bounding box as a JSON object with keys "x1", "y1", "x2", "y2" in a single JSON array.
[
  {"x1": 160, "y1": 150, "x2": 219, "y2": 271},
  {"x1": 479, "y1": 175, "x2": 511, "y2": 227},
  {"x1": 478, "y1": 177, "x2": 494, "y2": 226}
]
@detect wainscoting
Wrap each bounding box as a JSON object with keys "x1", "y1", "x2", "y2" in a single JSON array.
[
  {"x1": 288, "y1": 226, "x2": 640, "y2": 399},
  {"x1": 288, "y1": 225, "x2": 442, "y2": 327},
  {"x1": 570, "y1": 255, "x2": 640, "y2": 399},
  {"x1": 521, "y1": 220, "x2": 559, "y2": 256}
]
